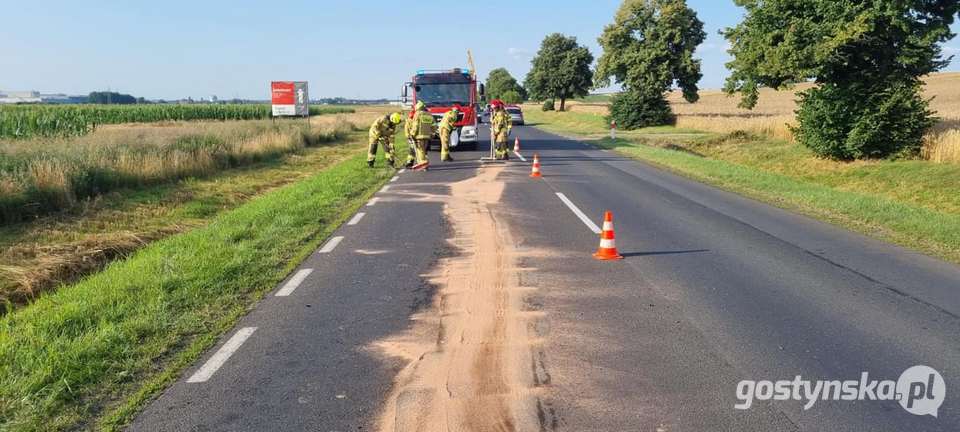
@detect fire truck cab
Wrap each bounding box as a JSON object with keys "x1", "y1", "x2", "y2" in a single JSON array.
[{"x1": 402, "y1": 68, "x2": 484, "y2": 150}]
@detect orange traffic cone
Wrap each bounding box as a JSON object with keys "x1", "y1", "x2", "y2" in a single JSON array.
[
  {"x1": 593, "y1": 211, "x2": 623, "y2": 260},
  {"x1": 530, "y1": 153, "x2": 542, "y2": 178},
  {"x1": 514, "y1": 137, "x2": 521, "y2": 153}
]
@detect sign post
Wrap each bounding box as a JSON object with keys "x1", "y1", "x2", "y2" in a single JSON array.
[{"x1": 271, "y1": 81, "x2": 309, "y2": 117}]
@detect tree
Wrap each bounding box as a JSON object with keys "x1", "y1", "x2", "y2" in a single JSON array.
[
  {"x1": 500, "y1": 90, "x2": 523, "y2": 104},
  {"x1": 596, "y1": 0, "x2": 705, "y2": 129},
  {"x1": 88, "y1": 91, "x2": 137, "y2": 104},
  {"x1": 524, "y1": 33, "x2": 594, "y2": 111},
  {"x1": 486, "y1": 68, "x2": 527, "y2": 102},
  {"x1": 723, "y1": 0, "x2": 959, "y2": 160}
]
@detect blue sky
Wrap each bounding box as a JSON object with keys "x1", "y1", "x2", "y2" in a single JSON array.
[{"x1": 2, "y1": 0, "x2": 958, "y2": 100}]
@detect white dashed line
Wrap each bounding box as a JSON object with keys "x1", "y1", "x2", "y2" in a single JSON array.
[
  {"x1": 187, "y1": 327, "x2": 257, "y2": 383},
  {"x1": 275, "y1": 268, "x2": 313, "y2": 297},
  {"x1": 367, "y1": 197, "x2": 380, "y2": 206},
  {"x1": 513, "y1": 152, "x2": 527, "y2": 162},
  {"x1": 555, "y1": 193, "x2": 602, "y2": 234},
  {"x1": 390, "y1": 176, "x2": 399, "y2": 182},
  {"x1": 381, "y1": 185, "x2": 391, "y2": 192},
  {"x1": 347, "y1": 212, "x2": 366, "y2": 226},
  {"x1": 318, "y1": 236, "x2": 344, "y2": 253},
  {"x1": 398, "y1": 169, "x2": 406, "y2": 174}
]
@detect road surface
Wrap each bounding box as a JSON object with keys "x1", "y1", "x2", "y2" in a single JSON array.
[{"x1": 130, "y1": 125, "x2": 960, "y2": 431}]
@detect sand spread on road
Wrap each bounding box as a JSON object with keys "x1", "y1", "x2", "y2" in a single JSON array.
[{"x1": 372, "y1": 165, "x2": 540, "y2": 432}]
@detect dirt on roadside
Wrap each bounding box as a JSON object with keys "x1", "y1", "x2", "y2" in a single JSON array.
[{"x1": 372, "y1": 165, "x2": 543, "y2": 431}]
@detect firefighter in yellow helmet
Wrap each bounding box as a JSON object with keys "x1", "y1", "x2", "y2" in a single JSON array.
[
  {"x1": 411, "y1": 101, "x2": 435, "y2": 170},
  {"x1": 437, "y1": 106, "x2": 459, "y2": 162},
  {"x1": 403, "y1": 108, "x2": 418, "y2": 168},
  {"x1": 490, "y1": 100, "x2": 512, "y2": 160},
  {"x1": 367, "y1": 112, "x2": 403, "y2": 168}
]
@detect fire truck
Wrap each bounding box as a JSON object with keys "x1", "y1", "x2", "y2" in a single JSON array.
[{"x1": 401, "y1": 68, "x2": 484, "y2": 150}]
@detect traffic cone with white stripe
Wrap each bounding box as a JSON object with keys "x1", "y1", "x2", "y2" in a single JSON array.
[
  {"x1": 530, "y1": 153, "x2": 542, "y2": 178},
  {"x1": 594, "y1": 211, "x2": 623, "y2": 260},
  {"x1": 514, "y1": 137, "x2": 521, "y2": 153}
]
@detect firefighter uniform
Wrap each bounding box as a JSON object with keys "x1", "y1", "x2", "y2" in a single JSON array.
[
  {"x1": 438, "y1": 108, "x2": 459, "y2": 162},
  {"x1": 368, "y1": 113, "x2": 401, "y2": 167},
  {"x1": 403, "y1": 109, "x2": 418, "y2": 167},
  {"x1": 412, "y1": 105, "x2": 435, "y2": 168},
  {"x1": 491, "y1": 105, "x2": 512, "y2": 160}
]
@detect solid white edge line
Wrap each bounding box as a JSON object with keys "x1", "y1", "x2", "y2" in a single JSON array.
[
  {"x1": 347, "y1": 212, "x2": 366, "y2": 226},
  {"x1": 555, "y1": 193, "x2": 602, "y2": 234},
  {"x1": 514, "y1": 151, "x2": 527, "y2": 162},
  {"x1": 186, "y1": 327, "x2": 257, "y2": 383},
  {"x1": 319, "y1": 236, "x2": 344, "y2": 253},
  {"x1": 275, "y1": 268, "x2": 313, "y2": 297},
  {"x1": 366, "y1": 197, "x2": 380, "y2": 206}
]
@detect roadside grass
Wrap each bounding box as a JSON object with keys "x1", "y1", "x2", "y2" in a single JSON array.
[
  {"x1": 523, "y1": 109, "x2": 960, "y2": 265},
  {"x1": 0, "y1": 116, "x2": 357, "y2": 224},
  {"x1": 0, "y1": 149, "x2": 394, "y2": 431},
  {"x1": 0, "y1": 113, "x2": 389, "y2": 308}
]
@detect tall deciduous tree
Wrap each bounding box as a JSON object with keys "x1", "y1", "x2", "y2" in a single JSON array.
[
  {"x1": 485, "y1": 68, "x2": 527, "y2": 103},
  {"x1": 596, "y1": 0, "x2": 705, "y2": 129},
  {"x1": 524, "y1": 34, "x2": 594, "y2": 111},
  {"x1": 723, "y1": 0, "x2": 959, "y2": 160}
]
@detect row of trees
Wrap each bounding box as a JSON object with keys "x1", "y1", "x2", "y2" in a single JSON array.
[
  {"x1": 510, "y1": 0, "x2": 959, "y2": 160},
  {"x1": 87, "y1": 91, "x2": 144, "y2": 104}
]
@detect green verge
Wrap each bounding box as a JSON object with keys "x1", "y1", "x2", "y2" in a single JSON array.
[
  {"x1": 0, "y1": 153, "x2": 393, "y2": 431},
  {"x1": 524, "y1": 109, "x2": 960, "y2": 265}
]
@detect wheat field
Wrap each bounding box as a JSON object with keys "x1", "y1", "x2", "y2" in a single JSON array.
[{"x1": 567, "y1": 72, "x2": 960, "y2": 162}]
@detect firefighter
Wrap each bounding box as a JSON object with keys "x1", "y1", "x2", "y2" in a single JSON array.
[
  {"x1": 367, "y1": 112, "x2": 403, "y2": 168},
  {"x1": 403, "y1": 108, "x2": 418, "y2": 168},
  {"x1": 490, "y1": 100, "x2": 512, "y2": 160},
  {"x1": 411, "y1": 101, "x2": 435, "y2": 170},
  {"x1": 437, "y1": 106, "x2": 459, "y2": 162}
]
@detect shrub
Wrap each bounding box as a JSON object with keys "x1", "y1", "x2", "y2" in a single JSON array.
[
  {"x1": 608, "y1": 89, "x2": 675, "y2": 130},
  {"x1": 542, "y1": 100, "x2": 556, "y2": 111},
  {"x1": 794, "y1": 80, "x2": 935, "y2": 160}
]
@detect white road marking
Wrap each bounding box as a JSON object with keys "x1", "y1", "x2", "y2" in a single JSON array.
[
  {"x1": 555, "y1": 193, "x2": 602, "y2": 234},
  {"x1": 381, "y1": 185, "x2": 391, "y2": 192},
  {"x1": 390, "y1": 176, "x2": 399, "y2": 182},
  {"x1": 275, "y1": 268, "x2": 313, "y2": 297},
  {"x1": 319, "y1": 236, "x2": 344, "y2": 253},
  {"x1": 187, "y1": 327, "x2": 257, "y2": 383},
  {"x1": 513, "y1": 151, "x2": 527, "y2": 162},
  {"x1": 398, "y1": 169, "x2": 406, "y2": 174},
  {"x1": 347, "y1": 212, "x2": 366, "y2": 226},
  {"x1": 367, "y1": 197, "x2": 380, "y2": 206}
]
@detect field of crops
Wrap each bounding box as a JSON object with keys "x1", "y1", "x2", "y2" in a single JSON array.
[
  {"x1": 0, "y1": 104, "x2": 353, "y2": 139},
  {"x1": 565, "y1": 72, "x2": 960, "y2": 163}
]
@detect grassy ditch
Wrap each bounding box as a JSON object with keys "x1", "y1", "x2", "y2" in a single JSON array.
[
  {"x1": 0, "y1": 152, "x2": 394, "y2": 431},
  {"x1": 0, "y1": 114, "x2": 387, "y2": 308},
  {"x1": 524, "y1": 109, "x2": 960, "y2": 265}
]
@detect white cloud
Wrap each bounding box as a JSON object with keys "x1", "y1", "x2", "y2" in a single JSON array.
[{"x1": 507, "y1": 47, "x2": 532, "y2": 61}]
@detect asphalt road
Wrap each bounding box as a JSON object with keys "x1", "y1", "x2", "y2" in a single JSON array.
[{"x1": 130, "y1": 124, "x2": 960, "y2": 431}]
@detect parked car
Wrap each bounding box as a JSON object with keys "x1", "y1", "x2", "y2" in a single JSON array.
[{"x1": 506, "y1": 105, "x2": 524, "y2": 125}]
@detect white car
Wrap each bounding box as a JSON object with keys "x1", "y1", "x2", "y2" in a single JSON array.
[{"x1": 506, "y1": 106, "x2": 524, "y2": 125}]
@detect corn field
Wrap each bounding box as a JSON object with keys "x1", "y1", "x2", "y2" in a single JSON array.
[{"x1": 0, "y1": 104, "x2": 353, "y2": 139}]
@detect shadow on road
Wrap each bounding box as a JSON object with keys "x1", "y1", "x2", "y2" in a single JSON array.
[{"x1": 621, "y1": 249, "x2": 710, "y2": 258}]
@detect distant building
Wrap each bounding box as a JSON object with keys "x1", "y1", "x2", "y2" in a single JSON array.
[
  {"x1": 0, "y1": 90, "x2": 41, "y2": 104},
  {"x1": 0, "y1": 90, "x2": 85, "y2": 104}
]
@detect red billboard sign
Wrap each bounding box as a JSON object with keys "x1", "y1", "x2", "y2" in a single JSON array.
[
  {"x1": 271, "y1": 81, "x2": 308, "y2": 116},
  {"x1": 271, "y1": 81, "x2": 295, "y2": 105}
]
